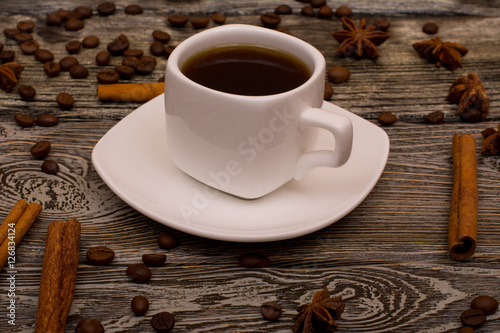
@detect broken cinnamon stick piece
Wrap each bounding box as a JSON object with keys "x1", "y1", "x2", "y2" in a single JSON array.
[
  {"x1": 449, "y1": 133, "x2": 478, "y2": 260},
  {"x1": 98, "y1": 82, "x2": 164, "y2": 102}
]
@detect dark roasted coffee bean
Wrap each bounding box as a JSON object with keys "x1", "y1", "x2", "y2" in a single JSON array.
[
  {"x1": 210, "y1": 12, "x2": 226, "y2": 24},
  {"x1": 238, "y1": 254, "x2": 270, "y2": 268},
  {"x1": 127, "y1": 263, "x2": 151, "y2": 283},
  {"x1": 164, "y1": 45, "x2": 175, "y2": 59},
  {"x1": 378, "y1": 112, "x2": 397, "y2": 125},
  {"x1": 57, "y1": 92, "x2": 74, "y2": 108},
  {"x1": 57, "y1": 9, "x2": 73, "y2": 21},
  {"x1": 157, "y1": 232, "x2": 177, "y2": 249},
  {"x1": 14, "y1": 114, "x2": 35, "y2": 127},
  {"x1": 123, "y1": 56, "x2": 140, "y2": 67},
  {"x1": 115, "y1": 65, "x2": 135, "y2": 79},
  {"x1": 310, "y1": 0, "x2": 326, "y2": 8},
  {"x1": 36, "y1": 113, "x2": 59, "y2": 127},
  {"x1": 124, "y1": 49, "x2": 144, "y2": 58},
  {"x1": 328, "y1": 65, "x2": 350, "y2": 83},
  {"x1": 18, "y1": 85, "x2": 36, "y2": 101},
  {"x1": 4, "y1": 29, "x2": 20, "y2": 39},
  {"x1": 422, "y1": 22, "x2": 439, "y2": 35},
  {"x1": 43, "y1": 61, "x2": 61, "y2": 77},
  {"x1": 152, "y1": 30, "x2": 171, "y2": 44},
  {"x1": 460, "y1": 308, "x2": 486, "y2": 328},
  {"x1": 65, "y1": 40, "x2": 81, "y2": 54},
  {"x1": 125, "y1": 4, "x2": 143, "y2": 15},
  {"x1": 17, "y1": 20, "x2": 35, "y2": 33},
  {"x1": 471, "y1": 295, "x2": 498, "y2": 315},
  {"x1": 86, "y1": 246, "x2": 115, "y2": 265},
  {"x1": 31, "y1": 140, "x2": 51, "y2": 158},
  {"x1": 107, "y1": 34, "x2": 129, "y2": 55},
  {"x1": 41, "y1": 160, "x2": 59, "y2": 175},
  {"x1": 150, "y1": 41, "x2": 165, "y2": 56},
  {"x1": 75, "y1": 318, "x2": 104, "y2": 333},
  {"x1": 46, "y1": 12, "x2": 62, "y2": 26},
  {"x1": 374, "y1": 18, "x2": 391, "y2": 31},
  {"x1": 131, "y1": 295, "x2": 149, "y2": 315},
  {"x1": 65, "y1": 18, "x2": 84, "y2": 31},
  {"x1": 324, "y1": 82, "x2": 333, "y2": 100},
  {"x1": 13, "y1": 32, "x2": 33, "y2": 44},
  {"x1": 301, "y1": 5, "x2": 316, "y2": 17},
  {"x1": 97, "y1": 69, "x2": 119, "y2": 84},
  {"x1": 275, "y1": 4, "x2": 293, "y2": 15},
  {"x1": 260, "y1": 13, "x2": 281, "y2": 28},
  {"x1": 335, "y1": 5, "x2": 352, "y2": 17},
  {"x1": 142, "y1": 253, "x2": 167, "y2": 267},
  {"x1": 318, "y1": 5, "x2": 334, "y2": 18},
  {"x1": 260, "y1": 301, "x2": 282, "y2": 321},
  {"x1": 0, "y1": 50, "x2": 15, "y2": 63},
  {"x1": 167, "y1": 14, "x2": 189, "y2": 27},
  {"x1": 457, "y1": 327, "x2": 475, "y2": 333},
  {"x1": 97, "y1": 2, "x2": 116, "y2": 16},
  {"x1": 95, "y1": 50, "x2": 111, "y2": 66},
  {"x1": 69, "y1": 64, "x2": 89, "y2": 79},
  {"x1": 424, "y1": 111, "x2": 444, "y2": 124},
  {"x1": 20, "y1": 40, "x2": 39, "y2": 55},
  {"x1": 74, "y1": 6, "x2": 93, "y2": 19},
  {"x1": 82, "y1": 35, "x2": 99, "y2": 48},
  {"x1": 191, "y1": 17, "x2": 210, "y2": 29},
  {"x1": 59, "y1": 56, "x2": 79, "y2": 71},
  {"x1": 134, "y1": 56, "x2": 156, "y2": 75},
  {"x1": 34, "y1": 49, "x2": 54, "y2": 63},
  {"x1": 150, "y1": 312, "x2": 175, "y2": 333}
]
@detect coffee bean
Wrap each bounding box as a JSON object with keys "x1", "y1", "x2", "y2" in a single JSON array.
[
  {"x1": 127, "y1": 263, "x2": 151, "y2": 283},
  {"x1": 57, "y1": 9, "x2": 73, "y2": 21},
  {"x1": 422, "y1": 22, "x2": 439, "y2": 35},
  {"x1": 471, "y1": 295, "x2": 498, "y2": 315},
  {"x1": 311, "y1": 0, "x2": 326, "y2": 8},
  {"x1": 74, "y1": 6, "x2": 93, "y2": 19},
  {"x1": 142, "y1": 253, "x2": 167, "y2": 267},
  {"x1": 31, "y1": 141, "x2": 51, "y2": 159},
  {"x1": 260, "y1": 301, "x2": 282, "y2": 321},
  {"x1": 125, "y1": 4, "x2": 143, "y2": 15},
  {"x1": 460, "y1": 308, "x2": 486, "y2": 328},
  {"x1": 36, "y1": 113, "x2": 59, "y2": 127},
  {"x1": 164, "y1": 45, "x2": 175, "y2": 59},
  {"x1": 238, "y1": 254, "x2": 270, "y2": 268},
  {"x1": 335, "y1": 5, "x2": 352, "y2": 17},
  {"x1": 260, "y1": 13, "x2": 281, "y2": 28},
  {"x1": 14, "y1": 32, "x2": 33, "y2": 44},
  {"x1": 97, "y1": 2, "x2": 116, "y2": 16},
  {"x1": 69, "y1": 64, "x2": 89, "y2": 79},
  {"x1": 46, "y1": 12, "x2": 62, "y2": 26},
  {"x1": 95, "y1": 50, "x2": 111, "y2": 66},
  {"x1": 17, "y1": 20, "x2": 35, "y2": 33},
  {"x1": 14, "y1": 114, "x2": 35, "y2": 127},
  {"x1": 378, "y1": 112, "x2": 397, "y2": 125},
  {"x1": 97, "y1": 69, "x2": 119, "y2": 84},
  {"x1": 324, "y1": 82, "x2": 333, "y2": 100},
  {"x1": 318, "y1": 5, "x2": 334, "y2": 18},
  {"x1": 4, "y1": 29, "x2": 20, "y2": 39},
  {"x1": 191, "y1": 17, "x2": 210, "y2": 29},
  {"x1": 150, "y1": 41, "x2": 165, "y2": 56},
  {"x1": 18, "y1": 85, "x2": 36, "y2": 101},
  {"x1": 87, "y1": 246, "x2": 115, "y2": 265},
  {"x1": 457, "y1": 327, "x2": 475, "y2": 333},
  {"x1": 210, "y1": 12, "x2": 226, "y2": 24},
  {"x1": 75, "y1": 318, "x2": 104, "y2": 333},
  {"x1": 41, "y1": 160, "x2": 59, "y2": 175},
  {"x1": 275, "y1": 5, "x2": 293, "y2": 15},
  {"x1": 65, "y1": 18, "x2": 84, "y2": 31},
  {"x1": 107, "y1": 34, "x2": 129, "y2": 55},
  {"x1": 20, "y1": 40, "x2": 39, "y2": 55},
  {"x1": 34, "y1": 49, "x2": 54, "y2": 63},
  {"x1": 150, "y1": 312, "x2": 175, "y2": 333},
  {"x1": 123, "y1": 56, "x2": 140, "y2": 67},
  {"x1": 424, "y1": 111, "x2": 444, "y2": 124},
  {"x1": 43, "y1": 61, "x2": 61, "y2": 77},
  {"x1": 124, "y1": 49, "x2": 144, "y2": 58},
  {"x1": 157, "y1": 232, "x2": 177, "y2": 249},
  {"x1": 134, "y1": 56, "x2": 156, "y2": 75},
  {"x1": 131, "y1": 295, "x2": 149, "y2": 316},
  {"x1": 58, "y1": 56, "x2": 79, "y2": 71},
  {"x1": 57, "y1": 92, "x2": 74, "y2": 108},
  {"x1": 0, "y1": 50, "x2": 15, "y2": 63},
  {"x1": 327, "y1": 66, "x2": 350, "y2": 84},
  {"x1": 115, "y1": 65, "x2": 135, "y2": 80},
  {"x1": 82, "y1": 35, "x2": 100, "y2": 48},
  {"x1": 167, "y1": 14, "x2": 189, "y2": 27},
  {"x1": 374, "y1": 18, "x2": 391, "y2": 31},
  {"x1": 65, "y1": 40, "x2": 81, "y2": 54}
]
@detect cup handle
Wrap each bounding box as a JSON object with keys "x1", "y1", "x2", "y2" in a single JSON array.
[{"x1": 295, "y1": 107, "x2": 353, "y2": 179}]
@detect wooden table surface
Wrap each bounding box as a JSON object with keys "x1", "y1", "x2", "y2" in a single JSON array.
[{"x1": 1, "y1": 1, "x2": 500, "y2": 332}]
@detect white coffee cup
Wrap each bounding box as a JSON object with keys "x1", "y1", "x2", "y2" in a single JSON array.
[{"x1": 165, "y1": 24, "x2": 353, "y2": 199}]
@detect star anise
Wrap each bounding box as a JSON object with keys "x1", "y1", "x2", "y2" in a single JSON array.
[
  {"x1": 331, "y1": 17, "x2": 390, "y2": 59},
  {"x1": 292, "y1": 287, "x2": 345, "y2": 333},
  {"x1": 447, "y1": 73, "x2": 489, "y2": 122},
  {"x1": 412, "y1": 37, "x2": 468, "y2": 70}
]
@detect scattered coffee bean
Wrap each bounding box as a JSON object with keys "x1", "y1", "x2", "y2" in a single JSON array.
[
  {"x1": 87, "y1": 246, "x2": 115, "y2": 265},
  {"x1": 260, "y1": 13, "x2": 281, "y2": 28},
  {"x1": 152, "y1": 30, "x2": 171, "y2": 44},
  {"x1": 131, "y1": 295, "x2": 149, "y2": 315},
  {"x1": 142, "y1": 253, "x2": 167, "y2": 267},
  {"x1": 460, "y1": 308, "x2": 486, "y2": 328},
  {"x1": 46, "y1": 12, "x2": 62, "y2": 26},
  {"x1": 115, "y1": 65, "x2": 135, "y2": 80},
  {"x1": 164, "y1": 45, "x2": 175, "y2": 58},
  {"x1": 150, "y1": 41, "x2": 165, "y2": 56},
  {"x1": 59, "y1": 56, "x2": 79, "y2": 71},
  {"x1": 327, "y1": 66, "x2": 350, "y2": 84},
  {"x1": 471, "y1": 295, "x2": 498, "y2": 315},
  {"x1": 134, "y1": 55, "x2": 156, "y2": 75},
  {"x1": 374, "y1": 18, "x2": 391, "y2": 31},
  {"x1": 311, "y1": 0, "x2": 326, "y2": 8},
  {"x1": 97, "y1": 2, "x2": 116, "y2": 16},
  {"x1": 210, "y1": 12, "x2": 227, "y2": 24},
  {"x1": 57, "y1": 92, "x2": 74, "y2": 108},
  {"x1": 125, "y1": 4, "x2": 143, "y2": 15},
  {"x1": 13, "y1": 32, "x2": 33, "y2": 44},
  {"x1": 43, "y1": 61, "x2": 61, "y2": 77},
  {"x1": 36, "y1": 113, "x2": 59, "y2": 127},
  {"x1": 66, "y1": 40, "x2": 81, "y2": 54},
  {"x1": 157, "y1": 232, "x2": 177, "y2": 249},
  {"x1": 69, "y1": 64, "x2": 89, "y2": 79},
  {"x1": 378, "y1": 112, "x2": 397, "y2": 125},
  {"x1": 31, "y1": 140, "x2": 51, "y2": 159},
  {"x1": 82, "y1": 35, "x2": 100, "y2": 48},
  {"x1": 324, "y1": 82, "x2": 333, "y2": 100},
  {"x1": 107, "y1": 34, "x2": 130, "y2": 55},
  {"x1": 17, "y1": 20, "x2": 35, "y2": 33},
  {"x1": 41, "y1": 160, "x2": 59, "y2": 175},
  {"x1": 57, "y1": 9, "x2": 73, "y2": 21},
  {"x1": 74, "y1": 6, "x2": 93, "y2": 19},
  {"x1": 318, "y1": 6, "x2": 334, "y2": 18},
  {"x1": 124, "y1": 49, "x2": 144, "y2": 58},
  {"x1": 95, "y1": 50, "x2": 111, "y2": 66},
  {"x1": 123, "y1": 56, "x2": 140, "y2": 67},
  {"x1": 238, "y1": 254, "x2": 270, "y2": 268},
  {"x1": 457, "y1": 327, "x2": 475, "y2": 333},
  {"x1": 18, "y1": 85, "x2": 36, "y2": 101},
  {"x1": 167, "y1": 14, "x2": 189, "y2": 27},
  {"x1": 336, "y1": 5, "x2": 352, "y2": 17},
  {"x1": 422, "y1": 22, "x2": 439, "y2": 35},
  {"x1": 275, "y1": 4, "x2": 293, "y2": 15},
  {"x1": 34, "y1": 49, "x2": 54, "y2": 63},
  {"x1": 150, "y1": 312, "x2": 175, "y2": 333},
  {"x1": 4, "y1": 29, "x2": 20, "y2": 39},
  {"x1": 127, "y1": 263, "x2": 151, "y2": 283},
  {"x1": 0, "y1": 50, "x2": 15, "y2": 63},
  {"x1": 191, "y1": 17, "x2": 210, "y2": 29},
  {"x1": 75, "y1": 318, "x2": 104, "y2": 333},
  {"x1": 65, "y1": 18, "x2": 84, "y2": 31},
  {"x1": 424, "y1": 111, "x2": 444, "y2": 124},
  {"x1": 97, "y1": 69, "x2": 120, "y2": 84},
  {"x1": 14, "y1": 114, "x2": 35, "y2": 127},
  {"x1": 260, "y1": 301, "x2": 282, "y2": 321},
  {"x1": 20, "y1": 40, "x2": 39, "y2": 55}
]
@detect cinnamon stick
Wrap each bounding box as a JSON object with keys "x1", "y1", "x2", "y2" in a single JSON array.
[
  {"x1": 35, "y1": 218, "x2": 81, "y2": 333},
  {"x1": 98, "y1": 82, "x2": 164, "y2": 102},
  {"x1": 449, "y1": 133, "x2": 478, "y2": 260},
  {"x1": 0, "y1": 199, "x2": 28, "y2": 246}
]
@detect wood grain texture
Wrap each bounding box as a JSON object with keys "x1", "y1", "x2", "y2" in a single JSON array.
[{"x1": 1, "y1": 0, "x2": 500, "y2": 332}]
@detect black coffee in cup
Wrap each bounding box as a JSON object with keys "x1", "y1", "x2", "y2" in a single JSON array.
[{"x1": 181, "y1": 44, "x2": 311, "y2": 96}]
